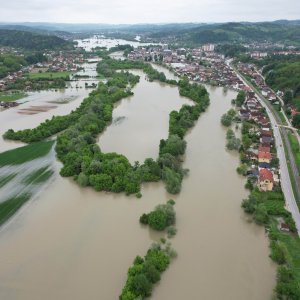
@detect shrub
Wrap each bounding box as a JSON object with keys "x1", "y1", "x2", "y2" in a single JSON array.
[
  {"x1": 148, "y1": 210, "x2": 167, "y2": 231},
  {"x1": 167, "y1": 226, "x2": 177, "y2": 238}
]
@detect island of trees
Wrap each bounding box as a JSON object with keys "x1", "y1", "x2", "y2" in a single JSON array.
[{"x1": 4, "y1": 55, "x2": 209, "y2": 196}]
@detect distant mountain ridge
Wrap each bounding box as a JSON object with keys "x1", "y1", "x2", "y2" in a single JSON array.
[
  {"x1": 0, "y1": 20, "x2": 299, "y2": 33},
  {"x1": 0, "y1": 20, "x2": 299, "y2": 46},
  {"x1": 0, "y1": 29, "x2": 72, "y2": 50},
  {"x1": 147, "y1": 22, "x2": 300, "y2": 45}
]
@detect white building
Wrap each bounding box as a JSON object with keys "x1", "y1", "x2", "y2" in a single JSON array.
[{"x1": 202, "y1": 44, "x2": 215, "y2": 52}]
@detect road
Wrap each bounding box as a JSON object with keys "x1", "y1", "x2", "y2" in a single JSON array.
[
  {"x1": 253, "y1": 67, "x2": 300, "y2": 146},
  {"x1": 228, "y1": 62, "x2": 300, "y2": 234}
]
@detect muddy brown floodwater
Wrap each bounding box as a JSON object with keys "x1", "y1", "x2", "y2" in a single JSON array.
[
  {"x1": 98, "y1": 69, "x2": 193, "y2": 163},
  {"x1": 0, "y1": 64, "x2": 275, "y2": 299}
]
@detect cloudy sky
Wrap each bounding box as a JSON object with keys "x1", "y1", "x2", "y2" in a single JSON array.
[{"x1": 0, "y1": 0, "x2": 299, "y2": 23}]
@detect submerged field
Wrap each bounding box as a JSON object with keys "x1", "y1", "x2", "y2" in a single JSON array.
[
  {"x1": 0, "y1": 141, "x2": 55, "y2": 226},
  {"x1": 0, "y1": 91, "x2": 27, "y2": 102}
]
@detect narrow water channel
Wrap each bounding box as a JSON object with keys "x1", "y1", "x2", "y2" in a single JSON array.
[
  {"x1": 98, "y1": 69, "x2": 193, "y2": 163},
  {"x1": 0, "y1": 64, "x2": 275, "y2": 299},
  {"x1": 152, "y1": 84, "x2": 276, "y2": 300}
]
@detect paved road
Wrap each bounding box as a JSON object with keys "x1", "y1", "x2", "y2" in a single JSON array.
[
  {"x1": 254, "y1": 68, "x2": 300, "y2": 146},
  {"x1": 229, "y1": 63, "x2": 300, "y2": 234}
]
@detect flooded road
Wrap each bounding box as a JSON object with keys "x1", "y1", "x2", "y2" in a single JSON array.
[{"x1": 0, "y1": 62, "x2": 275, "y2": 299}]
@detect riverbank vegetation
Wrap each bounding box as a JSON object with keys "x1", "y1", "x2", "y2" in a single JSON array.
[
  {"x1": 140, "y1": 200, "x2": 176, "y2": 231},
  {"x1": 4, "y1": 58, "x2": 209, "y2": 195},
  {"x1": 96, "y1": 56, "x2": 175, "y2": 84},
  {"x1": 121, "y1": 161, "x2": 177, "y2": 299},
  {"x1": 224, "y1": 91, "x2": 300, "y2": 298},
  {"x1": 234, "y1": 91, "x2": 246, "y2": 107},
  {"x1": 120, "y1": 243, "x2": 176, "y2": 300},
  {"x1": 56, "y1": 72, "x2": 141, "y2": 195},
  {"x1": 221, "y1": 108, "x2": 236, "y2": 126},
  {"x1": 158, "y1": 76, "x2": 209, "y2": 193},
  {"x1": 226, "y1": 129, "x2": 241, "y2": 151},
  {"x1": 242, "y1": 189, "x2": 300, "y2": 298}
]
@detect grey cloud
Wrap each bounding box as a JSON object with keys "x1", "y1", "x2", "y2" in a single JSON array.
[{"x1": 0, "y1": 0, "x2": 299, "y2": 23}]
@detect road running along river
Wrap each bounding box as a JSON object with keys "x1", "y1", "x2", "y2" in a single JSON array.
[{"x1": 0, "y1": 58, "x2": 276, "y2": 299}]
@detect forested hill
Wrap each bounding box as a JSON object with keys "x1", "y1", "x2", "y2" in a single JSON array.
[
  {"x1": 0, "y1": 30, "x2": 72, "y2": 50},
  {"x1": 148, "y1": 22, "x2": 300, "y2": 46}
]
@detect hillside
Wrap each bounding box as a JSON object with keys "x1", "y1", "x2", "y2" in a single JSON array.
[
  {"x1": 148, "y1": 21, "x2": 300, "y2": 46},
  {"x1": 0, "y1": 29, "x2": 72, "y2": 50},
  {"x1": 264, "y1": 59, "x2": 300, "y2": 109},
  {"x1": 264, "y1": 61, "x2": 300, "y2": 92}
]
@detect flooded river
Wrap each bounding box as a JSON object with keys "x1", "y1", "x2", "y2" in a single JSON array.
[
  {"x1": 0, "y1": 59, "x2": 275, "y2": 298},
  {"x1": 152, "y1": 84, "x2": 276, "y2": 300},
  {"x1": 75, "y1": 36, "x2": 158, "y2": 51}
]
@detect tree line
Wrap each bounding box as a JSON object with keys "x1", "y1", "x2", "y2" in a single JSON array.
[
  {"x1": 0, "y1": 29, "x2": 71, "y2": 50},
  {"x1": 4, "y1": 58, "x2": 209, "y2": 195},
  {"x1": 0, "y1": 52, "x2": 47, "y2": 79}
]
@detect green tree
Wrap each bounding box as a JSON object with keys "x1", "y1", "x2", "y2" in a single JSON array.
[
  {"x1": 77, "y1": 172, "x2": 89, "y2": 187},
  {"x1": 162, "y1": 167, "x2": 182, "y2": 194},
  {"x1": 270, "y1": 241, "x2": 287, "y2": 264},
  {"x1": 254, "y1": 205, "x2": 269, "y2": 224},
  {"x1": 89, "y1": 174, "x2": 113, "y2": 191},
  {"x1": 143, "y1": 262, "x2": 161, "y2": 284},
  {"x1": 235, "y1": 91, "x2": 246, "y2": 107},
  {"x1": 292, "y1": 114, "x2": 300, "y2": 128},
  {"x1": 131, "y1": 274, "x2": 152, "y2": 297},
  {"x1": 148, "y1": 210, "x2": 167, "y2": 231}
]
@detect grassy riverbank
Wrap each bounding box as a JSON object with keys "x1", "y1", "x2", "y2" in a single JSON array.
[{"x1": 242, "y1": 189, "x2": 300, "y2": 298}]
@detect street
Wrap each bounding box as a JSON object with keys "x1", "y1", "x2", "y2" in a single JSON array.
[{"x1": 230, "y1": 63, "x2": 300, "y2": 234}]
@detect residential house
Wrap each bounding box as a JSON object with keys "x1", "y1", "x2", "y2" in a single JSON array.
[
  {"x1": 259, "y1": 145, "x2": 271, "y2": 153},
  {"x1": 258, "y1": 168, "x2": 274, "y2": 191},
  {"x1": 258, "y1": 151, "x2": 271, "y2": 163},
  {"x1": 259, "y1": 162, "x2": 271, "y2": 169},
  {"x1": 280, "y1": 223, "x2": 290, "y2": 232},
  {"x1": 261, "y1": 136, "x2": 272, "y2": 145}
]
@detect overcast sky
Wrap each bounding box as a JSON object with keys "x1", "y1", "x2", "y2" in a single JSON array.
[{"x1": 0, "y1": 0, "x2": 299, "y2": 24}]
